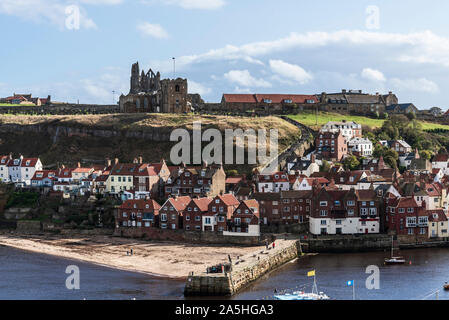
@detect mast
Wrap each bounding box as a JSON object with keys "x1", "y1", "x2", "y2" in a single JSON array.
[{"x1": 312, "y1": 274, "x2": 318, "y2": 295}]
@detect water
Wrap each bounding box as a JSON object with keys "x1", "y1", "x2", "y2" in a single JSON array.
[{"x1": 1, "y1": 245, "x2": 449, "y2": 300}]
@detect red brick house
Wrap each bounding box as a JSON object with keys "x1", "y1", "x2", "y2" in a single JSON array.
[
  {"x1": 159, "y1": 196, "x2": 191, "y2": 230},
  {"x1": 228, "y1": 199, "x2": 260, "y2": 233},
  {"x1": 183, "y1": 197, "x2": 213, "y2": 231},
  {"x1": 280, "y1": 190, "x2": 313, "y2": 224},
  {"x1": 386, "y1": 197, "x2": 427, "y2": 236},
  {"x1": 253, "y1": 193, "x2": 281, "y2": 226},
  {"x1": 204, "y1": 194, "x2": 240, "y2": 232},
  {"x1": 164, "y1": 163, "x2": 226, "y2": 198},
  {"x1": 117, "y1": 199, "x2": 161, "y2": 228},
  {"x1": 315, "y1": 130, "x2": 348, "y2": 161}
]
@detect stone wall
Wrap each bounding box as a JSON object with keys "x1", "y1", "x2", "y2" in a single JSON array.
[
  {"x1": 184, "y1": 240, "x2": 301, "y2": 296},
  {"x1": 114, "y1": 227, "x2": 263, "y2": 246},
  {"x1": 0, "y1": 103, "x2": 119, "y2": 115},
  {"x1": 16, "y1": 220, "x2": 41, "y2": 234}
]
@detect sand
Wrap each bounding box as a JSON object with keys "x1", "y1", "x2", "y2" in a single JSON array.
[{"x1": 0, "y1": 232, "x2": 276, "y2": 279}]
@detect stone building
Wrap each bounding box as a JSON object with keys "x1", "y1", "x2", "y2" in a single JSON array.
[
  {"x1": 119, "y1": 62, "x2": 189, "y2": 114},
  {"x1": 318, "y1": 89, "x2": 398, "y2": 115}
]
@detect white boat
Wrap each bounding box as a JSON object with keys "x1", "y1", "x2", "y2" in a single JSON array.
[
  {"x1": 384, "y1": 236, "x2": 405, "y2": 265},
  {"x1": 274, "y1": 272, "x2": 330, "y2": 300}
]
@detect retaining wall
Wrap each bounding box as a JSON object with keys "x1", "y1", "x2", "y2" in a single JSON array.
[{"x1": 184, "y1": 240, "x2": 301, "y2": 296}]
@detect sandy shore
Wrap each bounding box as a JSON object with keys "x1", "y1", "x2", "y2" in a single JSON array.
[{"x1": 0, "y1": 232, "x2": 277, "y2": 279}]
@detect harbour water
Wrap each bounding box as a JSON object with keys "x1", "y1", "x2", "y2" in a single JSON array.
[{"x1": 1, "y1": 245, "x2": 449, "y2": 300}]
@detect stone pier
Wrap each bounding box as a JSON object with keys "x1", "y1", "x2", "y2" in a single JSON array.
[{"x1": 184, "y1": 240, "x2": 302, "y2": 296}]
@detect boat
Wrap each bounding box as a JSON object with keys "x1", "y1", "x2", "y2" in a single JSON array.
[
  {"x1": 274, "y1": 271, "x2": 330, "y2": 300},
  {"x1": 384, "y1": 236, "x2": 406, "y2": 265},
  {"x1": 443, "y1": 283, "x2": 449, "y2": 291}
]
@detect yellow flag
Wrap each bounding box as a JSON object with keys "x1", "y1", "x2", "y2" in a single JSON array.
[{"x1": 307, "y1": 270, "x2": 315, "y2": 277}]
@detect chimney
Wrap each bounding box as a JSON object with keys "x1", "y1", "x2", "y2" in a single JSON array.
[
  {"x1": 376, "y1": 92, "x2": 379, "y2": 96},
  {"x1": 203, "y1": 160, "x2": 208, "y2": 168},
  {"x1": 114, "y1": 158, "x2": 119, "y2": 165},
  {"x1": 389, "y1": 91, "x2": 392, "y2": 95},
  {"x1": 415, "y1": 149, "x2": 420, "y2": 159},
  {"x1": 139, "y1": 156, "x2": 143, "y2": 164},
  {"x1": 9, "y1": 152, "x2": 12, "y2": 159},
  {"x1": 77, "y1": 162, "x2": 81, "y2": 168},
  {"x1": 133, "y1": 158, "x2": 138, "y2": 164},
  {"x1": 311, "y1": 153, "x2": 316, "y2": 164},
  {"x1": 106, "y1": 158, "x2": 111, "y2": 167}
]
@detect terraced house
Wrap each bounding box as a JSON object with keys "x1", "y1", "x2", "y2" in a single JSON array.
[
  {"x1": 164, "y1": 163, "x2": 226, "y2": 198},
  {"x1": 117, "y1": 199, "x2": 161, "y2": 228},
  {"x1": 309, "y1": 188, "x2": 381, "y2": 235}
]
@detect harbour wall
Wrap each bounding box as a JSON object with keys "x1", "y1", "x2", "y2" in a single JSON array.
[
  {"x1": 184, "y1": 240, "x2": 301, "y2": 296},
  {"x1": 115, "y1": 227, "x2": 263, "y2": 246},
  {"x1": 303, "y1": 234, "x2": 449, "y2": 253}
]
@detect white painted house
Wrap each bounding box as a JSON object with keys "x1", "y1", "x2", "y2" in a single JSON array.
[{"x1": 348, "y1": 137, "x2": 373, "y2": 157}]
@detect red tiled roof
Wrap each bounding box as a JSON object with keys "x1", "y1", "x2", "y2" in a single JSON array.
[
  {"x1": 226, "y1": 177, "x2": 243, "y2": 184},
  {"x1": 223, "y1": 94, "x2": 257, "y2": 103},
  {"x1": 218, "y1": 194, "x2": 240, "y2": 206},
  {"x1": 32, "y1": 170, "x2": 57, "y2": 181},
  {"x1": 255, "y1": 94, "x2": 318, "y2": 104},
  {"x1": 192, "y1": 197, "x2": 213, "y2": 212},
  {"x1": 168, "y1": 196, "x2": 192, "y2": 212},
  {"x1": 120, "y1": 199, "x2": 161, "y2": 211},
  {"x1": 20, "y1": 158, "x2": 39, "y2": 168},
  {"x1": 434, "y1": 154, "x2": 449, "y2": 162}
]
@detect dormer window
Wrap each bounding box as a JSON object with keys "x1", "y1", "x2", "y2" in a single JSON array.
[
  {"x1": 26, "y1": 160, "x2": 30, "y2": 166},
  {"x1": 263, "y1": 99, "x2": 272, "y2": 103},
  {"x1": 284, "y1": 99, "x2": 292, "y2": 104}
]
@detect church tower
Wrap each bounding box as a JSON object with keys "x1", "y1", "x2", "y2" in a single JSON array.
[{"x1": 130, "y1": 62, "x2": 141, "y2": 94}]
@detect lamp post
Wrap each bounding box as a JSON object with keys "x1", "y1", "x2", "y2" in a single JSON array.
[{"x1": 172, "y1": 57, "x2": 176, "y2": 78}]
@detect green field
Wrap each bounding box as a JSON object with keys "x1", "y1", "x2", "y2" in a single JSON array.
[{"x1": 287, "y1": 112, "x2": 449, "y2": 131}]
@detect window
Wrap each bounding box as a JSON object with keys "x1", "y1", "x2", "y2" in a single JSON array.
[
  {"x1": 320, "y1": 210, "x2": 327, "y2": 217},
  {"x1": 186, "y1": 215, "x2": 190, "y2": 221},
  {"x1": 195, "y1": 216, "x2": 201, "y2": 222},
  {"x1": 320, "y1": 201, "x2": 327, "y2": 207},
  {"x1": 348, "y1": 209, "x2": 354, "y2": 216},
  {"x1": 347, "y1": 200, "x2": 355, "y2": 206},
  {"x1": 407, "y1": 208, "x2": 414, "y2": 213},
  {"x1": 320, "y1": 220, "x2": 327, "y2": 225},
  {"x1": 336, "y1": 220, "x2": 342, "y2": 225}
]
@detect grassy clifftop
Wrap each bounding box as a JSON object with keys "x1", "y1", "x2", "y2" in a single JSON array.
[{"x1": 0, "y1": 114, "x2": 301, "y2": 173}]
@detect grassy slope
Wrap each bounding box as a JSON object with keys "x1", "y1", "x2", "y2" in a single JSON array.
[
  {"x1": 0, "y1": 114, "x2": 301, "y2": 173},
  {"x1": 287, "y1": 111, "x2": 449, "y2": 131}
]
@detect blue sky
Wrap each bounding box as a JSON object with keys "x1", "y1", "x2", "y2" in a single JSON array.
[{"x1": 1, "y1": 0, "x2": 449, "y2": 109}]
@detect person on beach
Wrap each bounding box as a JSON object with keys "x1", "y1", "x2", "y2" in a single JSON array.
[
  {"x1": 130, "y1": 249, "x2": 133, "y2": 255},
  {"x1": 272, "y1": 242, "x2": 275, "y2": 249}
]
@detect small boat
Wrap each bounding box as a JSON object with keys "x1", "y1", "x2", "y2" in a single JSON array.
[
  {"x1": 443, "y1": 283, "x2": 449, "y2": 291},
  {"x1": 274, "y1": 271, "x2": 330, "y2": 300},
  {"x1": 384, "y1": 236, "x2": 406, "y2": 265}
]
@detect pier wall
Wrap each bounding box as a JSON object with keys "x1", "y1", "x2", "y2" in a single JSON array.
[
  {"x1": 184, "y1": 240, "x2": 301, "y2": 296},
  {"x1": 115, "y1": 227, "x2": 263, "y2": 245}
]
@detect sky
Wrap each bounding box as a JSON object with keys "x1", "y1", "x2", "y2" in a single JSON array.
[{"x1": 1, "y1": 0, "x2": 449, "y2": 109}]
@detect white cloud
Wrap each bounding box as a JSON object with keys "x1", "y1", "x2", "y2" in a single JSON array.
[
  {"x1": 269, "y1": 60, "x2": 312, "y2": 85},
  {"x1": 233, "y1": 87, "x2": 251, "y2": 94},
  {"x1": 390, "y1": 78, "x2": 439, "y2": 94},
  {"x1": 0, "y1": 0, "x2": 97, "y2": 29},
  {"x1": 151, "y1": 30, "x2": 449, "y2": 74},
  {"x1": 224, "y1": 70, "x2": 271, "y2": 88},
  {"x1": 80, "y1": 0, "x2": 123, "y2": 4},
  {"x1": 144, "y1": 0, "x2": 225, "y2": 10},
  {"x1": 361, "y1": 68, "x2": 386, "y2": 82},
  {"x1": 137, "y1": 22, "x2": 169, "y2": 39},
  {"x1": 188, "y1": 80, "x2": 211, "y2": 95}
]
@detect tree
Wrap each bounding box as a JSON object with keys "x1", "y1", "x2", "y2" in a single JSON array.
[
  {"x1": 343, "y1": 155, "x2": 360, "y2": 171},
  {"x1": 320, "y1": 160, "x2": 331, "y2": 173},
  {"x1": 420, "y1": 150, "x2": 432, "y2": 160}
]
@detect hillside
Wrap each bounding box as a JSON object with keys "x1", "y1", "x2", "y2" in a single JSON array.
[
  {"x1": 0, "y1": 114, "x2": 301, "y2": 173},
  {"x1": 287, "y1": 111, "x2": 449, "y2": 131}
]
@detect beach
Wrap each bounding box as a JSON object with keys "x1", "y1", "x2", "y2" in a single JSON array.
[{"x1": 0, "y1": 232, "x2": 274, "y2": 278}]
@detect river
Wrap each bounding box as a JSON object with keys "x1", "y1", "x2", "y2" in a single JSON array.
[{"x1": 1, "y1": 245, "x2": 448, "y2": 300}]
